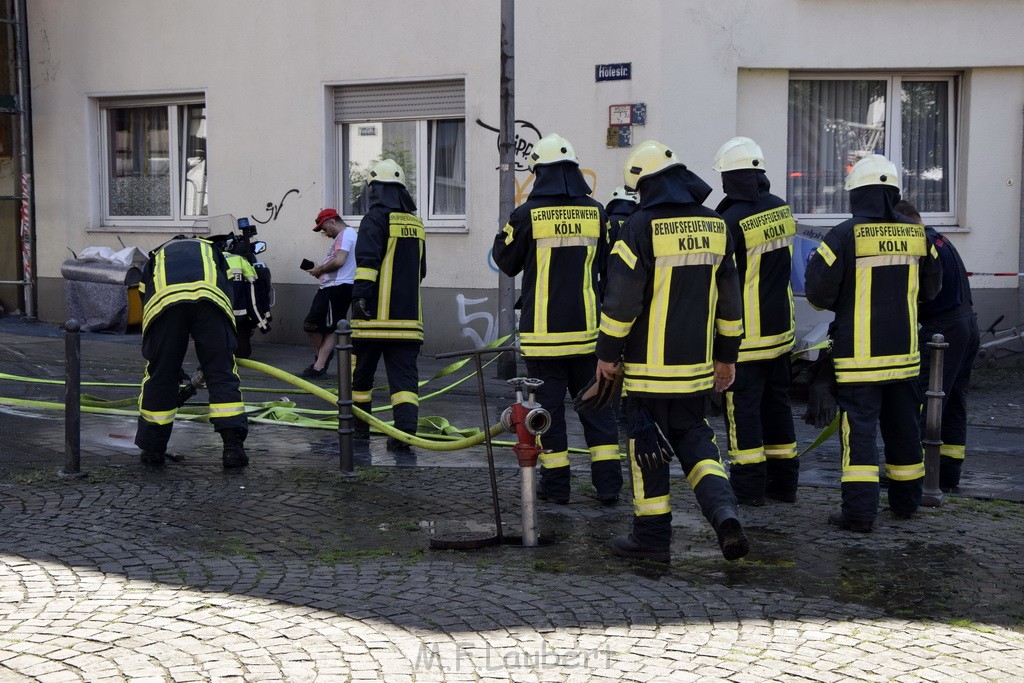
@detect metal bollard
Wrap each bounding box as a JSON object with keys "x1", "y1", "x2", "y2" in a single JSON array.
[
  {"x1": 335, "y1": 320, "x2": 355, "y2": 476},
  {"x1": 59, "y1": 320, "x2": 87, "y2": 479},
  {"x1": 921, "y1": 333, "x2": 948, "y2": 507}
]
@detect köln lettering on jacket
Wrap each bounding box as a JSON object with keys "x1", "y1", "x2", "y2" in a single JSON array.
[
  {"x1": 853, "y1": 223, "x2": 926, "y2": 257},
  {"x1": 651, "y1": 217, "x2": 727, "y2": 257},
  {"x1": 531, "y1": 206, "x2": 601, "y2": 239},
  {"x1": 739, "y1": 207, "x2": 796, "y2": 247},
  {"x1": 388, "y1": 212, "x2": 426, "y2": 240}
]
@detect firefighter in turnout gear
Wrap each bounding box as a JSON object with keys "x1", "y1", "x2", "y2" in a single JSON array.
[
  {"x1": 596, "y1": 140, "x2": 749, "y2": 562},
  {"x1": 805, "y1": 155, "x2": 942, "y2": 532},
  {"x1": 350, "y1": 159, "x2": 427, "y2": 450},
  {"x1": 135, "y1": 237, "x2": 248, "y2": 468},
  {"x1": 492, "y1": 133, "x2": 623, "y2": 504},
  {"x1": 605, "y1": 186, "x2": 638, "y2": 246},
  {"x1": 712, "y1": 137, "x2": 799, "y2": 506},
  {"x1": 896, "y1": 200, "x2": 980, "y2": 493}
]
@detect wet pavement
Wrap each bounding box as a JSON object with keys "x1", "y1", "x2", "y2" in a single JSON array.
[{"x1": 1, "y1": 316, "x2": 1022, "y2": 681}]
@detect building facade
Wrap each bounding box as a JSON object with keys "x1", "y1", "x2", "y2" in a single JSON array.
[{"x1": 24, "y1": 0, "x2": 1024, "y2": 353}]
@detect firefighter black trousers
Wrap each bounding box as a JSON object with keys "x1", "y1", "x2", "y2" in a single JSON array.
[
  {"x1": 836, "y1": 380, "x2": 924, "y2": 522},
  {"x1": 628, "y1": 396, "x2": 739, "y2": 548},
  {"x1": 352, "y1": 341, "x2": 420, "y2": 435},
  {"x1": 723, "y1": 353, "x2": 798, "y2": 501},
  {"x1": 919, "y1": 312, "x2": 980, "y2": 489},
  {"x1": 135, "y1": 302, "x2": 246, "y2": 453},
  {"x1": 524, "y1": 355, "x2": 622, "y2": 500}
]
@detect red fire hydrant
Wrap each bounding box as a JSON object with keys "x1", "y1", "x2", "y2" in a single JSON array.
[{"x1": 500, "y1": 378, "x2": 551, "y2": 546}]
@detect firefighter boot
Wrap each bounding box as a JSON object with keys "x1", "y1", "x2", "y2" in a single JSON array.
[
  {"x1": 608, "y1": 534, "x2": 670, "y2": 563},
  {"x1": 140, "y1": 450, "x2": 166, "y2": 466},
  {"x1": 221, "y1": 429, "x2": 249, "y2": 469},
  {"x1": 714, "y1": 517, "x2": 750, "y2": 561}
]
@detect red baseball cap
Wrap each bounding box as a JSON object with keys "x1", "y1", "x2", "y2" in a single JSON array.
[{"x1": 313, "y1": 208, "x2": 340, "y2": 231}]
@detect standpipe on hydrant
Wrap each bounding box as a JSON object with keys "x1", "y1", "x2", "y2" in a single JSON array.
[{"x1": 500, "y1": 377, "x2": 551, "y2": 547}]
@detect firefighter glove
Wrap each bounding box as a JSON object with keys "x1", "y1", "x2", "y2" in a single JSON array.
[
  {"x1": 352, "y1": 298, "x2": 374, "y2": 321},
  {"x1": 573, "y1": 366, "x2": 623, "y2": 413},
  {"x1": 802, "y1": 344, "x2": 838, "y2": 429},
  {"x1": 630, "y1": 404, "x2": 675, "y2": 470}
]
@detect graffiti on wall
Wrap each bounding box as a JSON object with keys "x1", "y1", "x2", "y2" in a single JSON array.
[
  {"x1": 456, "y1": 293, "x2": 498, "y2": 349},
  {"x1": 250, "y1": 188, "x2": 300, "y2": 225},
  {"x1": 476, "y1": 118, "x2": 600, "y2": 204}
]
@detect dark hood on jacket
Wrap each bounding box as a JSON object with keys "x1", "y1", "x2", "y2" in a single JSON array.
[
  {"x1": 530, "y1": 162, "x2": 593, "y2": 198},
  {"x1": 637, "y1": 166, "x2": 713, "y2": 209},
  {"x1": 369, "y1": 182, "x2": 418, "y2": 213},
  {"x1": 849, "y1": 185, "x2": 902, "y2": 221},
  {"x1": 721, "y1": 169, "x2": 770, "y2": 202},
  {"x1": 605, "y1": 198, "x2": 637, "y2": 220}
]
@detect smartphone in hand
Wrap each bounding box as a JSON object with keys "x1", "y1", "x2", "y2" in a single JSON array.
[{"x1": 300, "y1": 258, "x2": 315, "y2": 271}]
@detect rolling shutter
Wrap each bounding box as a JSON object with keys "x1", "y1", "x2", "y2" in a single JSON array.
[{"x1": 334, "y1": 80, "x2": 465, "y2": 121}]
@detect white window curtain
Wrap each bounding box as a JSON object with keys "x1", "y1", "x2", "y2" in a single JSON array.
[
  {"x1": 431, "y1": 119, "x2": 465, "y2": 216},
  {"x1": 787, "y1": 79, "x2": 887, "y2": 215}
]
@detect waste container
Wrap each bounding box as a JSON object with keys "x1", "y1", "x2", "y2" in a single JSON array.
[{"x1": 61, "y1": 247, "x2": 148, "y2": 333}]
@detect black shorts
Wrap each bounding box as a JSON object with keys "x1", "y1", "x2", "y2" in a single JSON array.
[{"x1": 303, "y1": 284, "x2": 353, "y2": 334}]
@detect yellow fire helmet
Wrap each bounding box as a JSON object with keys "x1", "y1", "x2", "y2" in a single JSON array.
[
  {"x1": 624, "y1": 140, "x2": 684, "y2": 192},
  {"x1": 528, "y1": 133, "x2": 579, "y2": 173},
  {"x1": 609, "y1": 186, "x2": 639, "y2": 204},
  {"x1": 368, "y1": 158, "x2": 406, "y2": 187},
  {"x1": 712, "y1": 136, "x2": 766, "y2": 173},
  {"x1": 844, "y1": 154, "x2": 900, "y2": 191}
]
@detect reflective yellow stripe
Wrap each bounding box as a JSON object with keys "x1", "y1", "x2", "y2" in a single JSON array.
[
  {"x1": 502, "y1": 223, "x2": 515, "y2": 245},
  {"x1": 687, "y1": 459, "x2": 728, "y2": 488},
  {"x1": 521, "y1": 343, "x2": 597, "y2": 357},
  {"x1": 840, "y1": 411, "x2": 852, "y2": 470},
  {"x1": 624, "y1": 377, "x2": 715, "y2": 394},
  {"x1": 634, "y1": 494, "x2": 671, "y2": 516},
  {"x1": 816, "y1": 242, "x2": 836, "y2": 266},
  {"x1": 764, "y1": 442, "x2": 798, "y2": 460},
  {"x1": 716, "y1": 318, "x2": 743, "y2": 337},
  {"x1": 351, "y1": 328, "x2": 424, "y2": 341},
  {"x1": 583, "y1": 245, "x2": 597, "y2": 332},
  {"x1": 539, "y1": 449, "x2": 570, "y2": 469},
  {"x1": 378, "y1": 237, "x2": 395, "y2": 318},
  {"x1": 930, "y1": 244, "x2": 938, "y2": 259},
  {"x1": 842, "y1": 464, "x2": 879, "y2": 483},
  {"x1": 209, "y1": 402, "x2": 245, "y2": 419},
  {"x1": 352, "y1": 319, "x2": 423, "y2": 329},
  {"x1": 611, "y1": 240, "x2": 637, "y2": 269},
  {"x1": 724, "y1": 392, "x2": 739, "y2": 454},
  {"x1": 589, "y1": 444, "x2": 620, "y2": 462},
  {"x1": 647, "y1": 265, "x2": 671, "y2": 365},
  {"x1": 534, "y1": 247, "x2": 551, "y2": 335},
  {"x1": 140, "y1": 407, "x2": 177, "y2": 425},
  {"x1": 353, "y1": 390, "x2": 373, "y2": 403},
  {"x1": 520, "y1": 329, "x2": 598, "y2": 343},
  {"x1": 940, "y1": 444, "x2": 965, "y2": 459},
  {"x1": 885, "y1": 462, "x2": 925, "y2": 481},
  {"x1": 390, "y1": 391, "x2": 419, "y2": 407},
  {"x1": 599, "y1": 313, "x2": 633, "y2": 338},
  {"x1": 729, "y1": 447, "x2": 766, "y2": 465},
  {"x1": 745, "y1": 251, "x2": 762, "y2": 341},
  {"x1": 354, "y1": 267, "x2": 378, "y2": 281},
  {"x1": 854, "y1": 264, "x2": 871, "y2": 361},
  {"x1": 907, "y1": 261, "x2": 920, "y2": 356}
]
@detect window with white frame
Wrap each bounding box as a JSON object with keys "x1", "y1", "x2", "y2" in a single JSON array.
[
  {"x1": 787, "y1": 75, "x2": 958, "y2": 222},
  {"x1": 99, "y1": 95, "x2": 208, "y2": 227},
  {"x1": 334, "y1": 80, "x2": 466, "y2": 231}
]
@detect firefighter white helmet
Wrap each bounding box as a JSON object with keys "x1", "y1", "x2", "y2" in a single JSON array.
[
  {"x1": 623, "y1": 140, "x2": 683, "y2": 192},
  {"x1": 368, "y1": 159, "x2": 406, "y2": 187},
  {"x1": 609, "y1": 186, "x2": 638, "y2": 204},
  {"x1": 844, "y1": 154, "x2": 900, "y2": 191},
  {"x1": 528, "y1": 133, "x2": 579, "y2": 172},
  {"x1": 712, "y1": 136, "x2": 766, "y2": 172}
]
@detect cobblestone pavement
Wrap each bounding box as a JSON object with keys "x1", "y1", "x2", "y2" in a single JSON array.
[{"x1": 1, "y1": 319, "x2": 1023, "y2": 681}]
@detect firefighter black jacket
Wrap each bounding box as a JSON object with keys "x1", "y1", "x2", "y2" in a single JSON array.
[
  {"x1": 492, "y1": 169, "x2": 609, "y2": 358},
  {"x1": 352, "y1": 183, "x2": 427, "y2": 343},
  {"x1": 595, "y1": 168, "x2": 744, "y2": 397},
  {"x1": 715, "y1": 170, "x2": 796, "y2": 363},
  {"x1": 805, "y1": 186, "x2": 942, "y2": 384},
  {"x1": 139, "y1": 238, "x2": 235, "y2": 333}
]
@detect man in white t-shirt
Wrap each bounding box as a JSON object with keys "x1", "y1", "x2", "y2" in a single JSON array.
[{"x1": 301, "y1": 208, "x2": 357, "y2": 378}]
